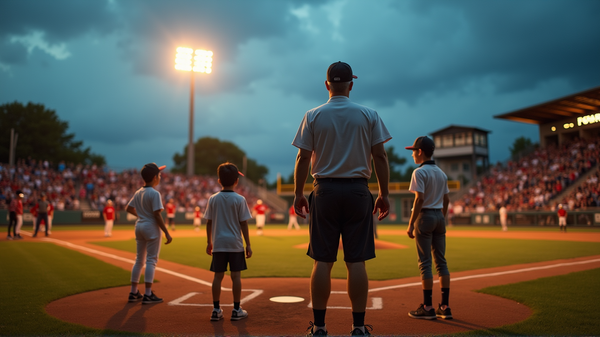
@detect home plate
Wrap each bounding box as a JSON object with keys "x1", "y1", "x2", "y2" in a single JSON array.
[{"x1": 270, "y1": 296, "x2": 305, "y2": 303}]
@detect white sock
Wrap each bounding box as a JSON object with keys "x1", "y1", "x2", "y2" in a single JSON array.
[
  {"x1": 145, "y1": 288, "x2": 152, "y2": 296},
  {"x1": 130, "y1": 285, "x2": 138, "y2": 294}
]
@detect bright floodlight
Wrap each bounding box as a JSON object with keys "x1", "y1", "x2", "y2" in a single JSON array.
[{"x1": 175, "y1": 47, "x2": 212, "y2": 73}]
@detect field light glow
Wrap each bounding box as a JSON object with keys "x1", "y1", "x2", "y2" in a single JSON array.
[{"x1": 175, "y1": 47, "x2": 213, "y2": 73}]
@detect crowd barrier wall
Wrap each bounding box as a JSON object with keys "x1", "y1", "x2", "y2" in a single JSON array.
[
  {"x1": 2, "y1": 210, "x2": 599, "y2": 227},
  {"x1": 451, "y1": 211, "x2": 600, "y2": 227}
]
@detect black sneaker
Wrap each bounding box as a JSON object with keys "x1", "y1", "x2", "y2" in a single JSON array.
[
  {"x1": 142, "y1": 291, "x2": 163, "y2": 304},
  {"x1": 408, "y1": 303, "x2": 436, "y2": 320},
  {"x1": 16, "y1": 234, "x2": 23, "y2": 240},
  {"x1": 7, "y1": 235, "x2": 13, "y2": 240},
  {"x1": 351, "y1": 324, "x2": 373, "y2": 335},
  {"x1": 128, "y1": 291, "x2": 143, "y2": 302},
  {"x1": 435, "y1": 303, "x2": 453, "y2": 319},
  {"x1": 305, "y1": 321, "x2": 327, "y2": 336}
]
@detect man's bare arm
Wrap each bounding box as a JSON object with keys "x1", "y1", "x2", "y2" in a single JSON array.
[
  {"x1": 372, "y1": 142, "x2": 390, "y2": 220},
  {"x1": 293, "y1": 148, "x2": 312, "y2": 219}
]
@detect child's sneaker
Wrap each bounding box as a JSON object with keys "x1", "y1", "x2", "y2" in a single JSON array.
[
  {"x1": 408, "y1": 303, "x2": 436, "y2": 319},
  {"x1": 142, "y1": 291, "x2": 163, "y2": 304},
  {"x1": 128, "y1": 291, "x2": 143, "y2": 302},
  {"x1": 210, "y1": 308, "x2": 223, "y2": 321},
  {"x1": 7, "y1": 235, "x2": 13, "y2": 240},
  {"x1": 305, "y1": 321, "x2": 327, "y2": 336},
  {"x1": 435, "y1": 303, "x2": 453, "y2": 319},
  {"x1": 351, "y1": 324, "x2": 373, "y2": 335},
  {"x1": 231, "y1": 306, "x2": 248, "y2": 321}
]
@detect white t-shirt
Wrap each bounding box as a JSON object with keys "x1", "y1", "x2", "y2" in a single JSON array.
[
  {"x1": 127, "y1": 187, "x2": 164, "y2": 228},
  {"x1": 204, "y1": 190, "x2": 252, "y2": 253},
  {"x1": 409, "y1": 161, "x2": 449, "y2": 209},
  {"x1": 292, "y1": 96, "x2": 392, "y2": 178}
]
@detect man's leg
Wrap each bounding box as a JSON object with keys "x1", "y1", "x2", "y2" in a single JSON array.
[
  {"x1": 311, "y1": 261, "x2": 333, "y2": 329},
  {"x1": 347, "y1": 261, "x2": 368, "y2": 331}
]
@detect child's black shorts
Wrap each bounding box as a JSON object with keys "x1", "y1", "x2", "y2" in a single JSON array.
[{"x1": 210, "y1": 252, "x2": 247, "y2": 272}]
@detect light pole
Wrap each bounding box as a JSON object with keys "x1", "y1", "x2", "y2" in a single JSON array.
[{"x1": 175, "y1": 47, "x2": 213, "y2": 176}]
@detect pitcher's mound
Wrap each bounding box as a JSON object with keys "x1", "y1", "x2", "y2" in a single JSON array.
[{"x1": 294, "y1": 239, "x2": 408, "y2": 250}]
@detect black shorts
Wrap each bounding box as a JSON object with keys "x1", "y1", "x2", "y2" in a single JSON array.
[
  {"x1": 210, "y1": 252, "x2": 247, "y2": 272},
  {"x1": 307, "y1": 178, "x2": 375, "y2": 263},
  {"x1": 167, "y1": 217, "x2": 175, "y2": 224}
]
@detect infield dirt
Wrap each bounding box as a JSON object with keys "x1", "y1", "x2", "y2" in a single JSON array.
[{"x1": 36, "y1": 228, "x2": 600, "y2": 336}]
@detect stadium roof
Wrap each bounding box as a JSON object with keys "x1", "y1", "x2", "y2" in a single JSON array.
[
  {"x1": 494, "y1": 85, "x2": 600, "y2": 125},
  {"x1": 430, "y1": 125, "x2": 491, "y2": 135}
]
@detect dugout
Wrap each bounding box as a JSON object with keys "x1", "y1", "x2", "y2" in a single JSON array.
[{"x1": 495, "y1": 85, "x2": 600, "y2": 146}]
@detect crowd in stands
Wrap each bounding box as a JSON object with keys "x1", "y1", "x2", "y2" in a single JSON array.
[
  {"x1": 452, "y1": 136, "x2": 600, "y2": 214},
  {"x1": 1, "y1": 158, "x2": 263, "y2": 213}
]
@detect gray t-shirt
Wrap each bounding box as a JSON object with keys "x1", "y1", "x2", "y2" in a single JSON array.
[
  {"x1": 409, "y1": 162, "x2": 450, "y2": 209},
  {"x1": 204, "y1": 190, "x2": 252, "y2": 253},
  {"x1": 127, "y1": 186, "x2": 164, "y2": 228},
  {"x1": 292, "y1": 96, "x2": 392, "y2": 178}
]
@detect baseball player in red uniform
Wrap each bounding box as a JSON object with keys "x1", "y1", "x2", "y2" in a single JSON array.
[
  {"x1": 103, "y1": 199, "x2": 116, "y2": 237},
  {"x1": 166, "y1": 199, "x2": 176, "y2": 231},
  {"x1": 557, "y1": 204, "x2": 567, "y2": 232},
  {"x1": 287, "y1": 205, "x2": 300, "y2": 230},
  {"x1": 47, "y1": 200, "x2": 54, "y2": 234},
  {"x1": 8, "y1": 190, "x2": 24, "y2": 240},
  {"x1": 194, "y1": 206, "x2": 202, "y2": 232},
  {"x1": 252, "y1": 199, "x2": 268, "y2": 235}
]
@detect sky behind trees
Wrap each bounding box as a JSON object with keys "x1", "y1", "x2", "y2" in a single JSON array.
[{"x1": 1, "y1": 0, "x2": 599, "y2": 181}]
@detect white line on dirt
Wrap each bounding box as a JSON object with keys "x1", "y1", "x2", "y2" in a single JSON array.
[
  {"x1": 38, "y1": 236, "x2": 263, "y2": 303},
  {"x1": 368, "y1": 258, "x2": 600, "y2": 293}
]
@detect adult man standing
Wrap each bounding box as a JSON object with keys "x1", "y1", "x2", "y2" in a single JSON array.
[{"x1": 293, "y1": 61, "x2": 391, "y2": 336}]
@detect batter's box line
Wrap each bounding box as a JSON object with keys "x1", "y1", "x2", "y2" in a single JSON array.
[
  {"x1": 308, "y1": 291, "x2": 383, "y2": 310},
  {"x1": 169, "y1": 290, "x2": 264, "y2": 307},
  {"x1": 40, "y1": 237, "x2": 264, "y2": 302}
]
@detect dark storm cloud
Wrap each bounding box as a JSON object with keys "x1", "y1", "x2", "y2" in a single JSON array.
[
  {"x1": 285, "y1": 0, "x2": 600, "y2": 107},
  {"x1": 0, "y1": 0, "x2": 119, "y2": 63},
  {"x1": 113, "y1": 0, "x2": 328, "y2": 91}
]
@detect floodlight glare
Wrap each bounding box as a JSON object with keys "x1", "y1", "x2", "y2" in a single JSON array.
[{"x1": 174, "y1": 46, "x2": 213, "y2": 176}]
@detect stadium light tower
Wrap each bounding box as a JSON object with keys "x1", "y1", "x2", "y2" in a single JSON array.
[{"x1": 175, "y1": 47, "x2": 213, "y2": 176}]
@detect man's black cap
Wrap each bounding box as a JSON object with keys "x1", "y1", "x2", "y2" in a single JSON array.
[
  {"x1": 141, "y1": 163, "x2": 166, "y2": 182},
  {"x1": 405, "y1": 136, "x2": 435, "y2": 153},
  {"x1": 327, "y1": 61, "x2": 358, "y2": 82}
]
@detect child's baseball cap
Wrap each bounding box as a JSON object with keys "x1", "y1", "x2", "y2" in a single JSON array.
[
  {"x1": 327, "y1": 61, "x2": 358, "y2": 82},
  {"x1": 405, "y1": 136, "x2": 435, "y2": 154},
  {"x1": 141, "y1": 163, "x2": 166, "y2": 182}
]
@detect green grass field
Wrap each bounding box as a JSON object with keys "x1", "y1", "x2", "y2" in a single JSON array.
[
  {"x1": 1, "y1": 225, "x2": 600, "y2": 335},
  {"x1": 92, "y1": 226, "x2": 600, "y2": 280}
]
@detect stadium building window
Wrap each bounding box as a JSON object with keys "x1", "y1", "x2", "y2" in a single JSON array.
[
  {"x1": 463, "y1": 163, "x2": 470, "y2": 171},
  {"x1": 443, "y1": 134, "x2": 453, "y2": 147},
  {"x1": 434, "y1": 136, "x2": 442, "y2": 148},
  {"x1": 455, "y1": 133, "x2": 465, "y2": 146},
  {"x1": 451, "y1": 163, "x2": 459, "y2": 172},
  {"x1": 465, "y1": 132, "x2": 472, "y2": 145}
]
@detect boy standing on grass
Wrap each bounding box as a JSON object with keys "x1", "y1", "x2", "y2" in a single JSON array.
[
  {"x1": 205, "y1": 162, "x2": 252, "y2": 321},
  {"x1": 126, "y1": 163, "x2": 173, "y2": 304},
  {"x1": 405, "y1": 136, "x2": 452, "y2": 320}
]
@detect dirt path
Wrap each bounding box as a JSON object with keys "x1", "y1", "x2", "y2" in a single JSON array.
[{"x1": 35, "y1": 228, "x2": 600, "y2": 336}]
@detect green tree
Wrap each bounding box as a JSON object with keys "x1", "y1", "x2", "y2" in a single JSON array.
[
  {"x1": 0, "y1": 102, "x2": 106, "y2": 165},
  {"x1": 172, "y1": 136, "x2": 268, "y2": 183},
  {"x1": 509, "y1": 136, "x2": 536, "y2": 158}
]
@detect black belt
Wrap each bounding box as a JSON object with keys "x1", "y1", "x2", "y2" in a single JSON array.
[
  {"x1": 315, "y1": 178, "x2": 368, "y2": 183},
  {"x1": 421, "y1": 208, "x2": 442, "y2": 212}
]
